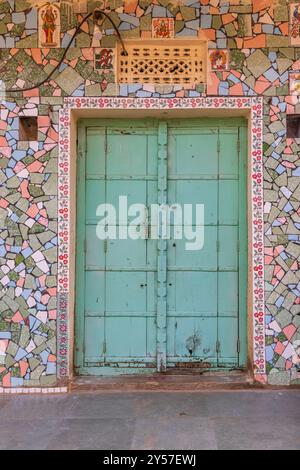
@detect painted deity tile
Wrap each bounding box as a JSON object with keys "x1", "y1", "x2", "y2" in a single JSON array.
[
  {"x1": 152, "y1": 18, "x2": 174, "y2": 39},
  {"x1": 289, "y1": 71, "x2": 300, "y2": 95},
  {"x1": 208, "y1": 49, "x2": 229, "y2": 72},
  {"x1": 94, "y1": 48, "x2": 115, "y2": 71},
  {"x1": 38, "y1": 2, "x2": 60, "y2": 48},
  {"x1": 290, "y1": 3, "x2": 300, "y2": 46}
]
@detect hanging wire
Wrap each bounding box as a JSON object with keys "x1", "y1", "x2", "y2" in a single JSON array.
[{"x1": 1, "y1": 9, "x2": 128, "y2": 94}]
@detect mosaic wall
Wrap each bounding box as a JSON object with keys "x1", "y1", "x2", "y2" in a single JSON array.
[{"x1": 0, "y1": 0, "x2": 300, "y2": 388}]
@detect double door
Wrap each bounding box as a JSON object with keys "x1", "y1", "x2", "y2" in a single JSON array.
[{"x1": 75, "y1": 118, "x2": 247, "y2": 375}]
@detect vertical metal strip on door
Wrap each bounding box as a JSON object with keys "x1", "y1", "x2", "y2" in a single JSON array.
[{"x1": 156, "y1": 122, "x2": 168, "y2": 371}]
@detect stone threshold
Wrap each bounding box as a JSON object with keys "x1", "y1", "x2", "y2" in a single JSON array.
[
  {"x1": 69, "y1": 370, "x2": 255, "y2": 393},
  {"x1": 1, "y1": 373, "x2": 299, "y2": 393}
]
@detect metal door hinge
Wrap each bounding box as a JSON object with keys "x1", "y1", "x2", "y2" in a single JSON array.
[
  {"x1": 237, "y1": 140, "x2": 240, "y2": 153},
  {"x1": 217, "y1": 139, "x2": 220, "y2": 154},
  {"x1": 216, "y1": 340, "x2": 221, "y2": 353},
  {"x1": 104, "y1": 239, "x2": 108, "y2": 253},
  {"x1": 102, "y1": 341, "x2": 107, "y2": 355},
  {"x1": 237, "y1": 339, "x2": 240, "y2": 354}
]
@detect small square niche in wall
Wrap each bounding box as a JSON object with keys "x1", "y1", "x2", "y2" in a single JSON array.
[
  {"x1": 19, "y1": 117, "x2": 38, "y2": 141},
  {"x1": 287, "y1": 115, "x2": 300, "y2": 138}
]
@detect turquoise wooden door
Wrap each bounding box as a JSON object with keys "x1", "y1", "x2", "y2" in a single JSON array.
[
  {"x1": 75, "y1": 118, "x2": 247, "y2": 375},
  {"x1": 76, "y1": 120, "x2": 158, "y2": 375}
]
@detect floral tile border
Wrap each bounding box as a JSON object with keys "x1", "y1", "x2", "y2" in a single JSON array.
[
  {"x1": 58, "y1": 97, "x2": 265, "y2": 377},
  {"x1": 0, "y1": 387, "x2": 68, "y2": 394}
]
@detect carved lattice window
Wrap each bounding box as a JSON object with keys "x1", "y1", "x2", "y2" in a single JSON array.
[{"x1": 117, "y1": 40, "x2": 207, "y2": 85}]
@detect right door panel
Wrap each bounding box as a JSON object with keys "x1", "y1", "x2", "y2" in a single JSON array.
[{"x1": 166, "y1": 121, "x2": 247, "y2": 369}]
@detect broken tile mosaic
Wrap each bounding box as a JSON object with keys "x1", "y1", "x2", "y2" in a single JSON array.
[{"x1": 0, "y1": 0, "x2": 299, "y2": 388}]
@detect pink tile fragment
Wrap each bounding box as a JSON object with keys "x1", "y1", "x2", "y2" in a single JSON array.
[
  {"x1": 2, "y1": 372, "x2": 11, "y2": 387},
  {"x1": 285, "y1": 359, "x2": 293, "y2": 370},
  {"x1": 27, "y1": 161, "x2": 43, "y2": 172},
  {"x1": 20, "y1": 180, "x2": 30, "y2": 199},
  {"x1": 274, "y1": 341, "x2": 285, "y2": 355},
  {"x1": 19, "y1": 360, "x2": 28, "y2": 377},
  {"x1": 11, "y1": 311, "x2": 23, "y2": 323},
  {"x1": 49, "y1": 310, "x2": 57, "y2": 320},
  {"x1": 0, "y1": 199, "x2": 9, "y2": 208},
  {"x1": 27, "y1": 204, "x2": 39, "y2": 218},
  {"x1": 38, "y1": 115, "x2": 51, "y2": 127},
  {"x1": 0, "y1": 340, "x2": 8, "y2": 354},
  {"x1": 283, "y1": 324, "x2": 297, "y2": 341}
]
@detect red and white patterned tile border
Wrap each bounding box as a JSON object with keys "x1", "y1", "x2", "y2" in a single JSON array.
[
  {"x1": 58, "y1": 106, "x2": 71, "y2": 378},
  {"x1": 0, "y1": 387, "x2": 68, "y2": 394},
  {"x1": 58, "y1": 97, "x2": 265, "y2": 377}
]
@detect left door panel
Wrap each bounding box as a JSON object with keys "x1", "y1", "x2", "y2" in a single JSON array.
[{"x1": 75, "y1": 121, "x2": 158, "y2": 375}]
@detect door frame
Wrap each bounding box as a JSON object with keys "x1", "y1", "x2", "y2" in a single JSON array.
[{"x1": 57, "y1": 97, "x2": 265, "y2": 382}]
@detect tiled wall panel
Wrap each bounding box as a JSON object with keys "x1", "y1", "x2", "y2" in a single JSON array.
[{"x1": 0, "y1": 0, "x2": 299, "y2": 388}]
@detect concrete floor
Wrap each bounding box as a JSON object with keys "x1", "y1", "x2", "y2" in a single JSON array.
[{"x1": 0, "y1": 390, "x2": 300, "y2": 450}]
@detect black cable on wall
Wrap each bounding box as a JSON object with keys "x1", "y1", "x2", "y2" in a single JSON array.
[{"x1": 1, "y1": 9, "x2": 127, "y2": 94}]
